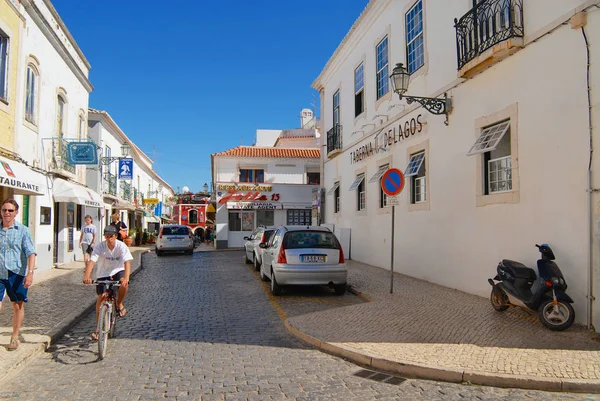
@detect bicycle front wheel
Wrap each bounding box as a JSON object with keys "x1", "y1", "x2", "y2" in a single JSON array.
[
  {"x1": 109, "y1": 301, "x2": 117, "y2": 338},
  {"x1": 97, "y1": 303, "x2": 110, "y2": 360}
]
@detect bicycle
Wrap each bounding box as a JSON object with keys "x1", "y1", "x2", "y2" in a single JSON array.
[{"x1": 91, "y1": 280, "x2": 121, "y2": 360}]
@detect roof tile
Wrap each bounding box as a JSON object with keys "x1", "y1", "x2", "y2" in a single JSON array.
[{"x1": 212, "y1": 146, "x2": 320, "y2": 159}]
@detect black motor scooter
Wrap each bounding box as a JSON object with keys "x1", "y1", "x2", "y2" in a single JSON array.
[{"x1": 488, "y1": 244, "x2": 575, "y2": 331}]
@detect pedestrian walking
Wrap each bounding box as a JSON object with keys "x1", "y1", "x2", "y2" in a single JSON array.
[
  {"x1": 109, "y1": 212, "x2": 128, "y2": 242},
  {"x1": 205, "y1": 226, "x2": 212, "y2": 244},
  {"x1": 0, "y1": 199, "x2": 37, "y2": 351},
  {"x1": 79, "y1": 215, "x2": 97, "y2": 264}
]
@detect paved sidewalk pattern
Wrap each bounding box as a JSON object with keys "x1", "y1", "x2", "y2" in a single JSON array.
[
  {"x1": 285, "y1": 260, "x2": 600, "y2": 393},
  {"x1": 0, "y1": 246, "x2": 148, "y2": 382}
]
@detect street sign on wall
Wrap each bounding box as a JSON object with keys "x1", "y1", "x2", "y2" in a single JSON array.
[
  {"x1": 381, "y1": 168, "x2": 405, "y2": 196},
  {"x1": 118, "y1": 158, "x2": 133, "y2": 179},
  {"x1": 67, "y1": 142, "x2": 98, "y2": 165}
]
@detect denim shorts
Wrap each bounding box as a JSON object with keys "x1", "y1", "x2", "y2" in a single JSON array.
[{"x1": 0, "y1": 271, "x2": 28, "y2": 303}]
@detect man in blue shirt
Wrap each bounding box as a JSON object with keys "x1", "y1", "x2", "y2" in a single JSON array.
[{"x1": 0, "y1": 199, "x2": 37, "y2": 351}]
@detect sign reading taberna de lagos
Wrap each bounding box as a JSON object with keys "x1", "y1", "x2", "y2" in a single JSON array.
[
  {"x1": 119, "y1": 158, "x2": 133, "y2": 179},
  {"x1": 67, "y1": 142, "x2": 98, "y2": 165}
]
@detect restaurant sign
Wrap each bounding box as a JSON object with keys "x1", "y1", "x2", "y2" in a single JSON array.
[{"x1": 227, "y1": 202, "x2": 282, "y2": 210}]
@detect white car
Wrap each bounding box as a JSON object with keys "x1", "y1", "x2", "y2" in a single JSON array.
[
  {"x1": 155, "y1": 224, "x2": 194, "y2": 256},
  {"x1": 259, "y1": 226, "x2": 347, "y2": 296},
  {"x1": 243, "y1": 226, "x2": 276, "y2": 271}
]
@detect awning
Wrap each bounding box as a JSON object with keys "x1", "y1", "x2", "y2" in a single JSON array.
[
  {"x1": 145, "y1": 215, "x2": 160, "y2": 224},
  {"x1": 52, "y1": 178, "x2": 102, "y2": 207},
  {"x1": 104, "y1": 194, "x2": 136, "y2": 211},
  {"x1": 0, "y1": 155, "x2": 47, "y2": 195}
]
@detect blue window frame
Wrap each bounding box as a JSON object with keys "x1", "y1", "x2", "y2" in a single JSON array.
[
  {"x1": 240, "y1": 169, "x2": 264, "y2": 183},
  {"x1": 376, "y1": 37, "x2": 389, "y2": 99},
  {"x1": 406, "y1": 1, "x2": 424, "y2": 73}
]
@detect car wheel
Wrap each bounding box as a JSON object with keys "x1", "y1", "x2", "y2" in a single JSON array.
[
  {"x1": 270, "y1": 269, "x2": 282, "y2": 296},
  {"x1": 253, "y1": 253, "x2": 261, "y2": 272},
  {"x1": 156, "y1": 250, "x2": 163, "y2": 257},
  {"x1": 334, "y1": 283, "x2": 346, "y2": 296},
  {"x1": 260, "y1": 263, "x2": 268, "y2": 282},
  {"x1": 187, "y1": 249, "x2": 193, "y2": 255}
]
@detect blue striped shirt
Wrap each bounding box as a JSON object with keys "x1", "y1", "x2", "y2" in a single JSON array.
[{"x1": 0, "y1": 221, "x2": 37, "y2": 279}]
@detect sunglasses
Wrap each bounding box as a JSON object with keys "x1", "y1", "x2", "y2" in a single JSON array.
[{"x1": 1, "y1": 209, "x2": 16, "y2": 213}]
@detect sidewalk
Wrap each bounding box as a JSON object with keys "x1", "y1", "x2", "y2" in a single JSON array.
[
  {"x1": 285, "y1": 260, "x2": 600, "y2": 393},
  {"x1": 0, "y1": 245, "x2": 150, "y2": 383}
]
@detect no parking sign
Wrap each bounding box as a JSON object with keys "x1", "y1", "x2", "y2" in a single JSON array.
[{"x1": 381, "y1": 168, "x2": 405, "y2": 196}]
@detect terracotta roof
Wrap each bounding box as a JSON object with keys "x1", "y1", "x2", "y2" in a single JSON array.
[{"x1": 212, "y1": 146, "x2": 320, "y2": 159}]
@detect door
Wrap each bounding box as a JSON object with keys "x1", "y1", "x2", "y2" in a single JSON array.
[{"x1": 53, "y1": 202, "x2": 59, "y2": 264}]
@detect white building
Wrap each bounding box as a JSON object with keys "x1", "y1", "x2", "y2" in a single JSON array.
[
  {"x1": 87, "y1": 108, "x2": 174, "y2": 239},
  {"x1": 212, "y1": 121, "x2": 321, "y2": 249},
  {"x1": 12, "y1": 0, "x2": 97, "y2": 268},
  {"x1": 313, "y1": 0, "x2": 600, "y2": 329}
]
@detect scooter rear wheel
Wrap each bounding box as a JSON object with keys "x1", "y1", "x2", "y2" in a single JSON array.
[
  {"x1": 490, "y1": 287, "x2": 509, "y2": 312},
  {"x1": 538, "y1": 299, "x2": 575, "y2": 331}
]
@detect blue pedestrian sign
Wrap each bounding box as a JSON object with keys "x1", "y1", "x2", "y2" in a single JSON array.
[
  {"x1": 381, "y1": 168, "x2": 405, "y2": 196},
  {"x1": 118, "y1": 158, "x2": 133, "y2": 179}
]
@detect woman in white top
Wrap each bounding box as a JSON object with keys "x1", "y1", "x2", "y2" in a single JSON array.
[{"x1": 78, "y1": 215, "x2": 97, "y2": 264}]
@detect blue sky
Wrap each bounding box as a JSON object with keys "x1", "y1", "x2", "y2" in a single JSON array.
[{"x1": 52, "y1": 1, "x2": 368, "y2": 193}]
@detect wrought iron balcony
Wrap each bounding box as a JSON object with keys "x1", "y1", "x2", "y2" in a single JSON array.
[
  {"x1": 454, "y1": 0, "x2": 523, "y2": 70},
  {"x1": 120, "y1": 180, "x2": 132, "y2": 202},
  {"x1": 103, "y1": 171, "x2": 117, "y2": 196},
  {"x1": 49, "y1": 138, "x2": 76, "y2": 177},
  {"x1": 326, "y1": 124, "x2": 343, "y2": 156}
]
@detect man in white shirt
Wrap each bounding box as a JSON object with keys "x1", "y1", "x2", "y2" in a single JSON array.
[{"x1": 83, "y1": 226, "x2": 133, "y2": 340}]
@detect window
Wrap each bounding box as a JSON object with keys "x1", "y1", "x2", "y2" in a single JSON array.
[
  {"x1": 287, "y1": 209, "x2": 311, "y2": 225},
  {"x1": 333, "y1": 90, "x2": 340, "y2": 126},
  {"x1": 228, "y1": 211, "x2": 254, "y2": 231},
  {"x1": 189, "y1": 209, "x2": 198, "y2": 224},
  {"x1": 354, "y1": 63, "x2": 364, "y2": 117},
  {"x1": 307, "y1": 172, "x2": 320, "y2": 185},
  {"x1": 78, "y1": 113, "x2": 86, "y2": 139},
  {"x1": 57, "y1": 96, "x2": 66, "y2": 138},
  {"x1": 406, "y1": 1, "x2": 424, "y2": 73},
  {"x1": 76, "y1": 205, "x2": 82, "y2": 229},
  {"x1": 468, "y1": 120, "x2": 512, "y2": 195},
  {"x1": 327, "y1": 182, "x2": 341, "y2": 213},
  {"x1": 376, "y1": 36, "x2": 389, "y2": 99},
  {"x1": 0, "y1": 31, "x2": 8, "y2": 101},
  {"x1": 25, "y1": 65, "x2": 38, "y2": 123},
  {"x1": 370, "y1": 164, "x2": 389, "y2": 208},
  {"x1": 239, "y1": 169, "x2": 264, "y2": 183},
  {"x1": 257, "y1": 210, "x2": 274, "y2": 226},
  {"x1": 349, "y1": 174, "x2": 366, "y2": 211},
  {"x1": 40, "y1": 206, "x2": 51, "y2": 225},
  {"x1": 405, "y1": 152, "x2": 426, "y2": 204}
]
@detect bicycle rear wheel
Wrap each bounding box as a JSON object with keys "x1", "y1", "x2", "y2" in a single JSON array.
[{"x1": 97, "y1": 303, "x2": 110, "y2": 360}]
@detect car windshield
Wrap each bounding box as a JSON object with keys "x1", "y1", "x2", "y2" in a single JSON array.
[
  {"x1": 162, "y1": 227, "x2": 189, "y2": 236},
  {"x1": 284, "y1": 231, "x2": 339, "y2": 249}
]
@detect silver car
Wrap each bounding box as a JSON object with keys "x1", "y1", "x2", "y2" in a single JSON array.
[
  {"x1": 155, "y1": 224, "x2": 194, "y2": 256},
  {"x1": 243, "y1": 226, "x2": 276, "y2": 271},
  {"x1": 259, "y1": 226, "x2": 347, "y2": 296}
]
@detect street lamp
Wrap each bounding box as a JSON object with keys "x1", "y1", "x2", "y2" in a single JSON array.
[
  {"x1": 101, "y1": 142, "x2": 131, "y2": 165},
  {"x1": 389, "y1": 63, "x2": 452, "y2": 125}
]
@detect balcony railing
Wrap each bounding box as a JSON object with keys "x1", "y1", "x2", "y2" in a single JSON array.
[
  {"x1": 103, "y1": 172, "x2": 117, "y2": 195},
  {"x1": 326, "y1": 125, "x2": 343, "y2": 155},
  {"x1": 120, "y1": 181, "x2": 132, "y2": 202},
  {"x1": 50, "y1": 138, "x2": 76, "y2": 175},
  {"x1": 454, "y1": 0, "x2": 523, "y2": 70}
]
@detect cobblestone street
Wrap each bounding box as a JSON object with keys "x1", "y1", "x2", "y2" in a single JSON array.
[{"x1": 0, "y1": 251, "x2": 597, "y2": 400}]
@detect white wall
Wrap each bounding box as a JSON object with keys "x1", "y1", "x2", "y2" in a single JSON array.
[{"x1": 316, "y1": 0, "x2": 599, "y2": 327}]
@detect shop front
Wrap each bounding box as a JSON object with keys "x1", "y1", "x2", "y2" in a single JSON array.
[
  {"x1": 215, "y1": 183, "x2": 317, "y2": 249},
  {"x1": 52, "y1": 178, "x2": 102, "y2": 264}
]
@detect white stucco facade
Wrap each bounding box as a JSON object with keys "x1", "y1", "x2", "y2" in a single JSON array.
[{"x1": 314, "y1": 0, "x2": 600, "y2": 329}]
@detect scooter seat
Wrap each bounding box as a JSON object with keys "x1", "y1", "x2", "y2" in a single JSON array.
[{"x1": 501, "y1": 259, "x2": 537, "y2": 280}]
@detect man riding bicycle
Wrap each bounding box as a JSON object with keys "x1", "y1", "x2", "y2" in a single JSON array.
[{"x1": 83, "y1": 226, "x2": 133, "y2": 340}]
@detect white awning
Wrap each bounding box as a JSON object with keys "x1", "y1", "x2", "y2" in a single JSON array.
[
  {"x1": 145, "y1": 215, "x2": 160, "y2": 224},
  {"x1": 104, "y1": 194, "x2": 136, "y2": 211},
  {"x1": 0, "y1": 156, "x2": 47, "y2": 195},
  {"x1": 52, "y1": 178, "x2": 102, "y2": 207}
]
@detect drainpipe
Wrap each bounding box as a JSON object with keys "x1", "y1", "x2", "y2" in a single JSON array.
[{"x1": 581, "y1": 20, "x2": 595, "y2": 330}]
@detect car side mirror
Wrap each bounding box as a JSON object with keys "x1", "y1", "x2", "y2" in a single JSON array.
[
  {"x1": 259, "y1": 243, "x2": 267, "y2": 249},
  {"x1": 243, "y1": 237, "x2": 250, "y2": 240}
]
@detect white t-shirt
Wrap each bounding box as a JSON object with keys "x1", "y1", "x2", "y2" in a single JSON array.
[
  {"x1": 90, "y1": 240, "x2": 134, "y2": 278},
  {"x1": 81, "y1": 223, "x2": 97, "y2": 245}
]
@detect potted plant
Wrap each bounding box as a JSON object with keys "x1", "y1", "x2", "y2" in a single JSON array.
[
  {"x1": 142, "y1": 229, "x2": 149, "y2": 245},
  {"x1": 124, "y1": 229, "x2": 135, "y2": 247},
  {"x1": 135, "y1": 228, "x2": 142, "y2": 246}
]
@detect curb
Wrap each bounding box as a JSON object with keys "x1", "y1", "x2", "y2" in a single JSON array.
[{"x1": 283, "y1": 320, "x2": 600, "y2": 394}]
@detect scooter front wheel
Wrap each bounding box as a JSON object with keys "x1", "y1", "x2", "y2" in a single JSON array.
[
  {"x1": 490, "y1": 286, "x2": 509, "y2": 312},
  {"x1": 538, "y1": 299, "x2": 575, "y2": 331}
]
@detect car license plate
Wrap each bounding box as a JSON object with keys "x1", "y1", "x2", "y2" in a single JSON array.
[{"x1": 302, "y1": 255, "x2": 325, "y2": 263}]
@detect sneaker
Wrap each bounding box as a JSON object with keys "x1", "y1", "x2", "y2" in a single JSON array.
[{"x1": 7, "y1": 337, "x2": 19, "y2": 351}]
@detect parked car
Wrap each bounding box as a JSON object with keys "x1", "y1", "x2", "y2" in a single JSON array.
[
  {"x1": 243, "y1": 226, "x2": 276, "y2": 271},
  {"x1": 155, "y1": 224, "x2": 194, "y2": 256},
  {"x1": 259, "y1": 226, "x2": 347, "y2": 296}
]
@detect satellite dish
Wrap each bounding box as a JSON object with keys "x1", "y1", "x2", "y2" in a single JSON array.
[{"x1": 182, "y1": 186, "x2": 190, "y2": 193}]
